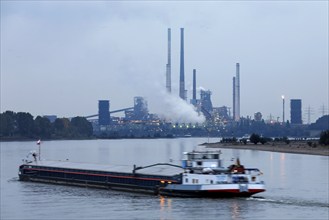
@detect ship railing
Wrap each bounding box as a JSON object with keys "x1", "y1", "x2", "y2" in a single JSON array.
[{"x1": 132, "y1": 163, "x2": 183, "y2": 174}]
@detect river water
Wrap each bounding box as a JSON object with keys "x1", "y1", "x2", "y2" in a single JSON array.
[{"x1": 1, "y1": 138, "x2": 328, "y2": 220}]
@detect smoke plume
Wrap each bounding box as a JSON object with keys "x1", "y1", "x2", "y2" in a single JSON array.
[{"x1": 144, "y1": 83, "x2": 205, "y2": 124}]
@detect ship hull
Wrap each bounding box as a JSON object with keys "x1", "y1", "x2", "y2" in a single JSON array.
[
  {"x1": 18, "y1": 164, "x2": 178, "y2": 195},
  {"x1": 18, "y1": 158, "x2": 265, "y2": 198},
  {"x1": 19, "y1": 172, "x2": 264, "y2": 198},
  {"x1": 160, "y1": 183, "x2": 265, "y2": 198},
  {"x1": 19, "y1": 174, "x2": 162, "y2": 195}
]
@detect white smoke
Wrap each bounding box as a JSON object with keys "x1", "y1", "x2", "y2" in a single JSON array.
[
  {"x1": 118, "y1": 59, "x2": 205, "y2": 124},
  {"x1": 145, "y1": 85, "x2": 205, "y2": 124},
  {"x1": 198, "y1": 86, "x2": 206, "y2": 91}
]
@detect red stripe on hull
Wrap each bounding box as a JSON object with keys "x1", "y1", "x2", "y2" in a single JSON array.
[
  {"x1": 206, "y1": 189, "x2": 265, "y2": 193},
  {"x1": 159, "y1": 189, "x2": 264, "y2": 198}
]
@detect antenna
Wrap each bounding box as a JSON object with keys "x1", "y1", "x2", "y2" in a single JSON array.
[{"x1": 304, "y1": 106, "x2": 314, "y2": 124}]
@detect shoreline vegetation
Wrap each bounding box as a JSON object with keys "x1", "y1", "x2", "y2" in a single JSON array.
[
  {"x1": 203, "y1": 141, "x2": 329, "y2": 156},
  {"x1": 2, "y1": 137, "x2": 328, "y2": 156}
]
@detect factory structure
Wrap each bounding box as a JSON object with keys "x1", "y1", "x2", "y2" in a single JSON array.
[
  {"x1": 165, "y1": 27, "x2": 233, "y2": 124},
  {"x1": 91, "y1": 28, "x2": 305, "y2": 138},
  {"x1": 290, "y1": 99, "x2": 303, "y2": 124}
]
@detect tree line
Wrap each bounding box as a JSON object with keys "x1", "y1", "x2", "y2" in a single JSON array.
[
  {"x1": 248, "y1": 132, "x2": 329, "y2": 146},
  {"x1": 0, "y1": 111, "x2": 93, "y2": 140}
]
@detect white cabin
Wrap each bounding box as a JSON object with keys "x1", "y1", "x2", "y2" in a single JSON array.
[{"x1": 181, "y1": 150, "x2": 223, "y2": 169}]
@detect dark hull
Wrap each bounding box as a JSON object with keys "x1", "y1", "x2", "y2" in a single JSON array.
[
  {"x1": 18, "y1": 163, "x2": 181, "y2": 196},
  {"x1": 19, "y1": 174, "x2": 161, "y2": 195}
]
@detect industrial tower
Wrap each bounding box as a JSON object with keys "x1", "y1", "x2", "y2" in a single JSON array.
[
  {"x1": 233, "y1": 63, "x2": 240, "y2": 121},
  {"x1": 166, "y1": 28, "x2": 171, "y2": 93},
  {"x1": 290, "y1": 99, "x2": 302, "y2": 124},
  {"x1": 193, "y1": 69, "x2": 196, "y2": 100},
  {"x1": 190, "y1": 69, "x2": 197, "y2": 106},
  {"x1": 233, "y1": 77, "x2": 236, "y2": 121},
  {"x1": 179, "y1": 28, "x2": 186, "y2": 100},
  {"x1": 98, "y1": 100, "x2": 110, "y2": 126}
]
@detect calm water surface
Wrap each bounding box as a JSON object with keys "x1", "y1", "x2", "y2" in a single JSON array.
[{"x1": 1, "y1": 138, "x2": 328, "y2": 220}]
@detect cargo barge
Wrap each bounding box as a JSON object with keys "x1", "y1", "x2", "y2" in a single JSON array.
[{"x1": 19, "y1": 150, "x2": 265, "y2": 197}]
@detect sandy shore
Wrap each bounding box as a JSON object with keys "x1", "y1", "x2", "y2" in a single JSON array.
[{"x1": 204, "y1": 141, "x2": 329, "y2": 156}]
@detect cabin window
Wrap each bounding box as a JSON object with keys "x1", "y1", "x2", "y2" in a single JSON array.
[
  {"x1": 210, "y1": 180, "x2": 213, "y2": 184},
  {"x1": 192, "y1": 179, "x2": 199, "y2": 184},
  {"x1": 252, "y1": 176, "x2": 256, "y2": 182},
  {"x1": 197, "y1": 161, "x2": 202, "y2": 166},
  {"x1": 185, "y1": 178, "x2": 188, "y2": 183}
]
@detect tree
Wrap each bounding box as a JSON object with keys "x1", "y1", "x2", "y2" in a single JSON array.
[
  {"x1": 319, "y1": 130, "x2": 329, "y2": 146},
  {"x1": 309, "y1": 115, "x2": 329, "y2": 130},
  {"x1": 34, "y1": 116, "x2": 52, "y2": 138},
  {"x1": 0, "y1": 111, "x2": 16, "y2": 137},
  {"x1": 250, "y1": 133, "x2": 261, "y2": 145},
  {"x1": 70, "y1": 117, "x2": 93, "y2": 137},
  {"x1": 16, "y1": 112, "x2": 34, "y2": 137},
  {"x1": 53, "y1": 118, "x2": 71, "y2": 138},
  {"x1": 1, "y1": 110, "x2": 94, "y2": 139},
  {"x1": 260, "y1": 137, "x2": 272, "y2": 145}
]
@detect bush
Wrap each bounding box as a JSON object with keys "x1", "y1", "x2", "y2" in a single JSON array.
[
  {"x1": 319, "y1": 130, "x2": 329, "y2": 145},
  {"x1": 282, "y1": 136, "x2": 290, "y2": 144},
  {"x1": 250, "y1": 133, "x2": 261, "y2": 145},
  {"x1": 260, "y1": 137, "x2": 270, "y2": 145}
]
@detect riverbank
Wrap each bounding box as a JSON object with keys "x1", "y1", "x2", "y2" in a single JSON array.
[
  {"x1": 0, "y1": 137, "x2": 95, "y2": 142},
  {"x1": 204, "y1": 141, "x2": 329, "y2": 156}
]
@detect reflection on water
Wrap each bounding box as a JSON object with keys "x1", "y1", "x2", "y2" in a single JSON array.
[
  {"x1": 280, "y1": 153, "x2": 286, "y2": 185},
  {"x1": 159, "y1": 196, "x2": 172, "y2": 220},
  {"x1": 159, "y1": 196, "x2": 172, "y2": 210},
  {"x1": 230, "y1": 200, "x2": 241, "y2": 220},
  {"x1": 268, "y1": 152, "x2": 287, "y2": 188}
]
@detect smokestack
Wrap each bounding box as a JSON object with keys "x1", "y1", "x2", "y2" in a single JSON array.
[
  {"x1": 233, "y1": 77, "x2": 236, "y2": 121},
  {"x1": 179, "y1": 28, "x2": 186, "y2": 100},
  {"x1": 166, "y1": 28, "x2": 171, "y2": 93},
  {"x1": 193, "y1": 69, "x2": 196, "y2": 100},
  {"x1": 235, "y1": 63, "x2": 240, "y2": 121}
]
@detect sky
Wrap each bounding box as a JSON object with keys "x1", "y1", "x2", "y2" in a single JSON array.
[{"x1": 1, "y1": 1, "x2": 328, "y2": 123}]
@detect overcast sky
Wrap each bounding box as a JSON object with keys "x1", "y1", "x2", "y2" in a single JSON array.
[{"x1": 1, "y1": 1, "x2": 328, "y2": 123}]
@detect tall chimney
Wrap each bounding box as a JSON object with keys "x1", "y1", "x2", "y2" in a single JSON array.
[
  {"x1": 235, "y1": 63, "x2": 240, "y2": 121},
  {"x1": 166, "y1": 28, "x2": 171, "y2": 93},
  {"x1": 233, "y1": 77, "x2": 236, "y2": 121},
  {"x1": 193, "y1": 69, "x2": 196, "y2": 100},
  {"x1": 179, "y1": 28, "x2": 185, "y2": 100}
]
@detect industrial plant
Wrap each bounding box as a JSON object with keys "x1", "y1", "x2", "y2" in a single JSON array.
[{"x1": 89, "y1": 28, "x2": 310, "y2": 138}]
